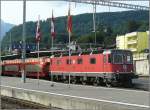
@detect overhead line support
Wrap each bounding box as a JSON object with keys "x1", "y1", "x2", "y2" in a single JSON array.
[{"x1": 68, "y1": 0, "x2": 149, "y2": 10}]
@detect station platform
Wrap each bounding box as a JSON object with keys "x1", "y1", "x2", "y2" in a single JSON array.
[{"x1": 0, "y1": 76, "x2": 149, "y2": 110}]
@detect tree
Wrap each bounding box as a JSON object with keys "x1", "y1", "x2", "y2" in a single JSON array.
[{"x1": 127, "y1": 20, "x2": 140, "y2": 32}]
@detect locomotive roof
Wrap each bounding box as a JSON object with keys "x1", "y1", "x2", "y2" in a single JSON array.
[
  {"x1": 103, "y1": 49, "x2": 132, "y2": 54},
  {"x1": 1, "y1": 49, "x2": 132, "y2": 60}
]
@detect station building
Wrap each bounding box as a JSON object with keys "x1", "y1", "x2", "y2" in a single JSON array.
[{"x1": 116, "y1": 31, "x2": 148, "y2": 54}]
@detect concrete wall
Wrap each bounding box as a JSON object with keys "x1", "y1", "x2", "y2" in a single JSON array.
[
  {"x1": 134, "y1": 59, "x2": 149, "y2": 76},
  {"x1": 1, "y1": 86, "x2": 148, "y2": 110}
]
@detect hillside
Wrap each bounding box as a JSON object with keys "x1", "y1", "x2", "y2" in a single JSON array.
[
  {"x1": 1, "y1": 20, "x2": 14, "y2": 39},
  {"x1": 2, "y1": 10, "x2": 149, "y2": 50}
]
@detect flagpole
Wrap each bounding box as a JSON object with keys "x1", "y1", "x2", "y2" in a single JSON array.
[
  {"x1": 68, "y1": 0, "x2": 71, "y2": 88},
  {"x1": 51, "y1": 10, "x2": 54, "y2": 50},
  {"x1": 36, "y1": 15, "x2": 41, "y2": 87},
  {"x1": 69, "y1": 31, "x2": 71, "y2": 88},
  {"x1": 51, "y1": 36, "x2": 53, "y2": 50},
  {"x1": 148, "y1": 0, "x2": 150, "y2": 107},
  {"x1": 51, "y1": 35, "x2": 54, "y2": 86},
  {"x1": 0, "y1": 1, "x2": 1, "y2": 109},
  {"x1": 37, "y1": 41, "x2": 40, "y2": 87},
  {"x1": 50, "y1": 9, "x2": 55, "y2": 86}
]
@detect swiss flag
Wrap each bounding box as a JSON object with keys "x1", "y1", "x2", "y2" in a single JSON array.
[
  {"x1": 36, "y1": 15, "x2": 41, "y2": 43},
  {"x1": 51, "y1": 10, "x2": 56, "y2": 38},
  {"x1": 67, "y1": 7, "x2": 72, "y2": 35}
]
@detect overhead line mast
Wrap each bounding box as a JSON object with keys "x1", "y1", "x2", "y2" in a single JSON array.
[
  {"x1": 22, "y1": 0, "x2": 26, "y2": 83},
  {"x1": 65, "y1": 0, "x2": 149, "y2": 10},
  {"x1": 93, "y1": 0, "x2": 97, "y2": 44}
]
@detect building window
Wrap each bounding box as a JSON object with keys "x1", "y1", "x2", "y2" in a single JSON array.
[
  {"x1": 90, "y1": 58, "x2": 96, "y2": 64},
  {"x1": 66, "y1": 59, "x2": 72, "y2": 64},
  {"x1": 77, "y1": 58, "x2": 83, "y2": 64}
]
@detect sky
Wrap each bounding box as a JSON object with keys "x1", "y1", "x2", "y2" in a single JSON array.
[{"x1": 1, "y1": 1, "x2": 149, "y2": 25}]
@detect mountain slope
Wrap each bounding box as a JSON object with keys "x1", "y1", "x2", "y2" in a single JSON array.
[
  {"x1": 1, "y1": 20, "x2": 14, "y2": 38},
  {"x1": 2, "y1": 10, "x2": 149, "y2": 49}
]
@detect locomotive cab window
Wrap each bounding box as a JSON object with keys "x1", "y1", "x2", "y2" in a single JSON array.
[
  {"x1": 126, "y1": 55, "x2": 133, "y2": 64},
  {"x1": 90, "y1": 58, "x2": 96, "y2": 64},
  {"x1": 113, "y1": 54, "x2": 123, "y2": 64},
  {"x1": 77, "y1": 58, "x2": 83, "y2": 64}
]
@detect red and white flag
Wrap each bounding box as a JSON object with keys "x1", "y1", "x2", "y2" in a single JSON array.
[
  {"x1": 51, "y1": 10, "x2": 56, "y2": 38},
  {"x1": 36, "y1": 15, "x2": 41, "y2": 43},
  {"x1": 67, "y1": 7, "x2": 72, "y2": 35}
]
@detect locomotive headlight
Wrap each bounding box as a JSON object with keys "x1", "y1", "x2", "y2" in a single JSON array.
[
  {"x1": 47, "y1": 59, "x2": 50, "y2": 62},
  {"x1": 40, "y1": 62, "x2": 44, "y2": 65},
  {"x1": 40, "y1": 58, "x2": 43, "y2": 62}
]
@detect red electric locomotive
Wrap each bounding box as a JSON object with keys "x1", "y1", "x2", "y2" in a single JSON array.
[
  {"x1": 1, "y1": 49, "x2": 137, "y2": 87},
  {"x1": 50, "y1": 49, "x2": 137, "y2": 86}
]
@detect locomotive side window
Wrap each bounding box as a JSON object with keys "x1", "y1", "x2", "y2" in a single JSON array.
[
  {"x1": 57, "y1": 60, "x2": 61, "y2": 65},
  {"x1": 108, "y1": 55, "x2": 112, "y2": 63},
  {"x1": 104, "y1": 55, "x2": 107, "y2": 63},
  {"x1": 113, "y1": 54, "x2": 123, "y2": 64},
  {"x1": 77, "y1": 58, "x2": 83, "y2": 64},
  {"x1": 51, "y1": 59, "x2": 53, "y2": 65},
  {"x1": 66, "y1": 59, "x2": 72, "y2": 64},
  {"x1": 90, "y1": 58, "x2": 96, "y2": 64}
]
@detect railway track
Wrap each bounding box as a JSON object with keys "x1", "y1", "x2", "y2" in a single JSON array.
[{"x1": 43, "y1": 76, "x2": 149, "y2": 91}]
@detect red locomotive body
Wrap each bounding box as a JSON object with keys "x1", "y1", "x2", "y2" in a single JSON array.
[
  {"x1": 50, "y1": 49, "x2": 136, "y2": 86},
  {"x1": 1, "y1": 49, "x2": 137, "y2": 86}
]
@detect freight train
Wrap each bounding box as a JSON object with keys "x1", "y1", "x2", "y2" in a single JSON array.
[{"x1": 1, "y1": 49, "x2": 138, "y2": 87}]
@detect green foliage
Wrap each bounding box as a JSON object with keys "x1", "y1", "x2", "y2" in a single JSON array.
[
  {"x1": 126, "y1": 20, "x2": 140, "y2": 32},
  {"x1": 77, "y1": 24, "x2": 116, "y2": 49},
  {"x1": 2, "y1": 10, "x2": 148, "y2": 51}
]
